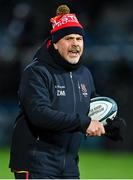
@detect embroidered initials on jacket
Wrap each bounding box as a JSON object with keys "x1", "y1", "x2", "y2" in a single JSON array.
[
  {"x1": 57, "y1": 90, "x2": 66, "y2": 96},
  {"x1": 55, "y1": 85, "x2": 66, "y2": 96}
]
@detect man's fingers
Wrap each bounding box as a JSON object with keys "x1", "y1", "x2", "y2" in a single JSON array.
[{"x1": 86, "y1": 120, "x2": 105, "y2": 136}]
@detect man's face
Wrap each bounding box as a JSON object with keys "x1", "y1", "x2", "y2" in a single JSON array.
[{"x1": 53, "y1": 34, "x2": 84, "y2": 64}]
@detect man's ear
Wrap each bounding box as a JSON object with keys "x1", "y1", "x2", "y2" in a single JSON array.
[{"x1": 53, "y1": 43, "x2": 58, "y2": 50}]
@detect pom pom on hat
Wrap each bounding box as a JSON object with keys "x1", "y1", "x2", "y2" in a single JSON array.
[
  {"x1": 56, "y1": 4, "x2": 70, "y2": 15},
  {"x1": 50, "y1": 4, "x2": 84, "y2": 43}
]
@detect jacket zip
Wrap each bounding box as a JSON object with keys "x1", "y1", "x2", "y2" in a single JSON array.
[
  {"x1": 62, "y1": 72, "x2": 77, "y2": 172},
  {"x1": 70, "y1": 71, "x2": 76, "y2": 113}
]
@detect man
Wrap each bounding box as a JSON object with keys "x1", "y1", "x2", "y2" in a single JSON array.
[{"x1": 9, "y1": 4, "x2": 119, "y2": 179}]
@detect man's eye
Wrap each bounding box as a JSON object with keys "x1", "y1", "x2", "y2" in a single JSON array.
[
  {"x1": 77, "y1": 38, "x2": 83, "y2": 41},
  {"x1": 65, "y1": 37, "x2": 72, "y2": 40}
]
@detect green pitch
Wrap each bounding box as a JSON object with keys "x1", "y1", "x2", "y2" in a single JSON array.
[
  {"x1": 0, "y1": 148, "x2": 133, "y2": 179},
  {"x1": 79, "y1": 150, "x2": 133, "y2": 179}
]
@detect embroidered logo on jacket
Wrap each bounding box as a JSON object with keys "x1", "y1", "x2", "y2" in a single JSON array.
[{"x1": 80, "y1": 83, "x2": 88, "y2": 97}]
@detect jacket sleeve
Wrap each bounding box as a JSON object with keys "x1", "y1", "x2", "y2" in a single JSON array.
[{"x1": 19, "y1": 66, "x2": 91, "y2": 133}]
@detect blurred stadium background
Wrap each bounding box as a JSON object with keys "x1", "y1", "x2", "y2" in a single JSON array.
[{"x1": 0, "y1": 0, "x2": 133, "y2": 178}]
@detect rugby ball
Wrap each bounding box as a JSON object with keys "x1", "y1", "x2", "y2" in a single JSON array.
[{"x1": 88, "y1": 96, "x2": 118, "y2": 125}]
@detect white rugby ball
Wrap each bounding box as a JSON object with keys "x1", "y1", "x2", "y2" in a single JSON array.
[{"x1": 88, "y1": 96, "x2": 118, "y2": 125}]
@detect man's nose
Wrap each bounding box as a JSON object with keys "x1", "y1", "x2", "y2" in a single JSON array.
[{"x1": 71, "y1": 38, "x2": 78, "y2": 45}]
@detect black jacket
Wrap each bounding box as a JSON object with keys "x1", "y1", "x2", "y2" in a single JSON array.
[{"x1": 9, "y1": 40, "x2": 96, "y2": 176}]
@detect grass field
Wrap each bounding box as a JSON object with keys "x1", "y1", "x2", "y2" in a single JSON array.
[{"x1": 0, "y1": 148, "x2": 133, "y2": 179}]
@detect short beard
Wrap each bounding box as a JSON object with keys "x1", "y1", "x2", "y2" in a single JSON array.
[{"x1": 66, "y1": 57, "x2": 80, "y2": 64}]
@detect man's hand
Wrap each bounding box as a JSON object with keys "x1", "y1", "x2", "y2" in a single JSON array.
[{"x1": 86, "y1": 120, "x2": 105, "y2": 136}]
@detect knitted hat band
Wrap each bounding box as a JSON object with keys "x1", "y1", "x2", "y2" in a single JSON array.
[{"x1": 51, "y1": 26, "x2": 84, "y2": 43}]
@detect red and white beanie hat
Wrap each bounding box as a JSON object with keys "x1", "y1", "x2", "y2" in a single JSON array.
[{"x1": 50, "y1": 5, "x2": 84, "y2": 43}]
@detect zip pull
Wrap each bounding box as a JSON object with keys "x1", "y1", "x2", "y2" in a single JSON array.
[
  {"x1": 37, "y1": 136, "x2": 40, "y2": 141},
  {"x1": 70, "y1": 71, "x2": 72, "y2": 78}
]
